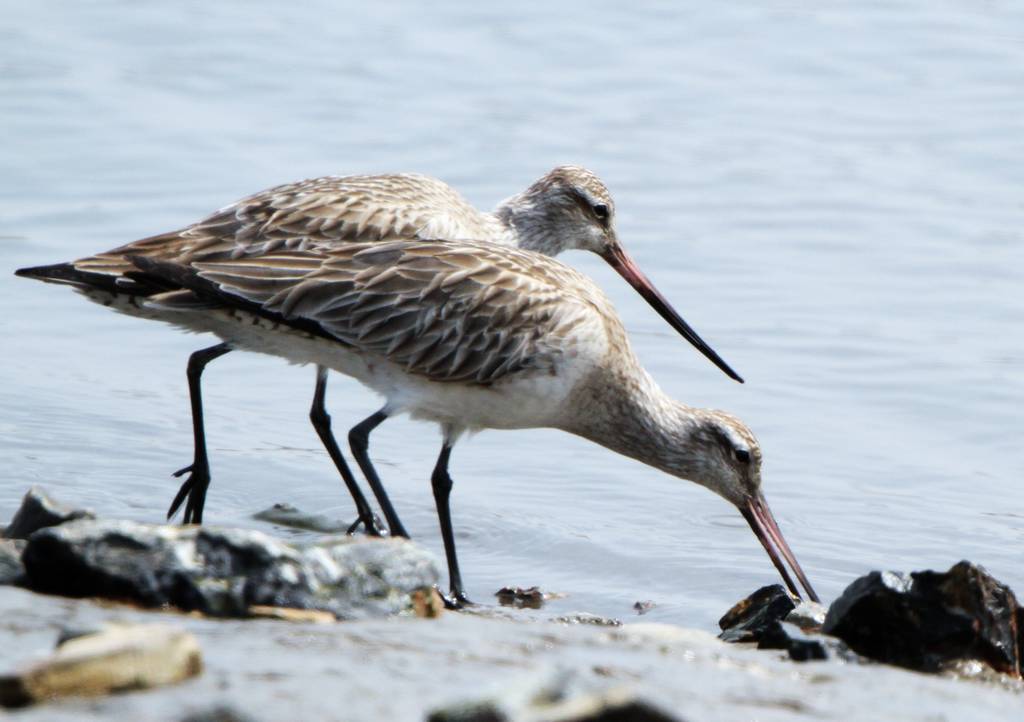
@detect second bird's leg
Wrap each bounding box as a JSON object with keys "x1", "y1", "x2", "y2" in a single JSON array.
[
  {"x1": 167, "y1": 342, "x2": 232, "y2": 525},
  {"x1": 309, "y1": 366, "x2": 384, "y2": 537},
  {"x1": 348, "y1": 409, "x2": 409, "y2": 538},
  {"x1": 431, "y1": 441, "x2": 471, "y2": 607}
]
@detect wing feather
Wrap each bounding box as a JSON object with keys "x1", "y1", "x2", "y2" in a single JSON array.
[
  {"x1": 64, "y1": 173, "x2": 505, "y2": 281},
  {"x1": 170, "y1": 240, "x2": 603, "y2": 385}
]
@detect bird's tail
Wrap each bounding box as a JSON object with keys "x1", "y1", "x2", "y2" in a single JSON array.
[
  {"x1": 15, "y1": 261, "x2": 172, "y2": 297},
  {"x1": 15, "y1": 262, "x2": 128, "y2": 293}
]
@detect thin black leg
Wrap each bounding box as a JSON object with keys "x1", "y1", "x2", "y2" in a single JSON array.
[
  {"x1": 167, "y1": 343, "x2": 232, "y2": 524},
  {"x1": 431, "y1": 442, "x2": 471, "y2": 606},
  {"x1": 309, "y1": 366, "x2": 384, "y2": 537},
  {"x1": 348, "y1": 410, "x2": 409, "y2": 538}
]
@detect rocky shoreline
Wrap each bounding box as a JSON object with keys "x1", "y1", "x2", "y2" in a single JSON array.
[{"x1": 2, "y1": 488, "x2": 1022, "y2": 721}]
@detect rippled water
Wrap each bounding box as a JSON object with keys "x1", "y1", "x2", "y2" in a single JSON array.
[{"x1": 3, "y1": 1, "x2": 1023, "y2": 630}]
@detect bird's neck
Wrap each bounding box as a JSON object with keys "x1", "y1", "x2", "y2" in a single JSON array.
[
  {"x1": 490, "y1": 192, "x2": 566, "y2": 256},
  {"x1": 560, "y1": 362, "x2": 707, "y2": 482}
]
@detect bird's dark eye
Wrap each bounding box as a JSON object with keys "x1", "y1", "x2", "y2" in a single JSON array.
[
  {"x1": 592, "y1": 203, "x2": 609, "y2": 223},
  {"x1": 735, "y1": 449, "x2": 751, "y2": 464}
]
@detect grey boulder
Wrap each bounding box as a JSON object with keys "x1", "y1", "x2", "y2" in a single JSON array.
[
  {"x1": 21, "y1": 518, "x2": 439, "y2": 620},
  {"x1": 3, "y1": 486, "x2": 94, "y2": 540}
]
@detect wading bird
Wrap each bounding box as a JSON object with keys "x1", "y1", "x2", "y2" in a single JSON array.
[
  {"x1": 17, "y1": 167, "x2": 742, "y2": 533},
  {"x1": 75, "y1": 238, "x2": 815, "y2": 605}
]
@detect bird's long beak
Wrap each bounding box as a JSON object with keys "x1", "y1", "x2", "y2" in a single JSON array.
[
  {"x1": 601, "y1": 244, "x2": 744, "y2": 383},
  {"x1": 740, "y1": 491, "x2": 819, "y2": 602}
]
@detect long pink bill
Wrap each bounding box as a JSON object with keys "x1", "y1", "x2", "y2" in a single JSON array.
[
  {"x1": 740, "y1": 491, "x2": 820, "y2": 602},
  {"x1": 602, "y1": 244, "x2": 743, "y2": 383}
]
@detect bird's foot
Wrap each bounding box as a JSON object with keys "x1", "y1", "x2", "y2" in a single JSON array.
[
  {"x1": 346, "y1": 511, "x2": 387, "y2": 537},
  {"x1": 167, "y1": 461, "x2": 210, "y2": 525},
  {"x1": 437, "y1": 587, "x2": 474, "y2": 610}
]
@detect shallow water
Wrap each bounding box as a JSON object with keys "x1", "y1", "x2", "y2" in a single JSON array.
[{"x1": 3, "y1": 1, "x2": 1023, "y2": 632}]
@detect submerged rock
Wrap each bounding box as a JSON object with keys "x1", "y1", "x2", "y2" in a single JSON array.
[
  {"x1": 3, "y1": 487, "x2": 94, "y2": 540},
  {"x1": 496, "y1": 585, "x2": 547, "y2": 609},
  {"x1": 252, "y1": 502, "x2": 354, "y2": 534},
  {"x1": 633, "y1": 600, "x2": 657, "y2": 615},
  {"x1": 428, "y1": 669, "x2": 682, "y2": 722},
  {"x1": 822, "y1": 561, "x2": 1023, "y2": 677},
  {"x1": 718, "y1": 584, "x2": 796, "y2": 643},
  {"x1": 0, "y1": 540, "x2": 25, "y2": 586},
  {"x1": 21, "y1": 518, "x2": 440, "y2": 620},
  {"x1": 0, "y1": 623, "x2": 201, "y2": 707}
]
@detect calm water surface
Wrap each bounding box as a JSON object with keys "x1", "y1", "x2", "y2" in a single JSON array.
[{"x1": 3, "y1": 1, "x2": 1023, "y2": 630}]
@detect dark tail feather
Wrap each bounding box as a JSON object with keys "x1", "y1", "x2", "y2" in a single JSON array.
[
  {"x1": 16, "y1": 261, "x2": 174, "y2": 296},
  {"x1": 14, "y1": 262, "x2": 121, "y2": 292},
  {"x1": 16, "y1": 262, "x2": 84, "y2": 283}
]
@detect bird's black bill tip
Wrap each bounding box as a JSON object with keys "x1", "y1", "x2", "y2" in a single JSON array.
[{"x1": 601, "y1": 245, "x2": 744, "y2": 384}]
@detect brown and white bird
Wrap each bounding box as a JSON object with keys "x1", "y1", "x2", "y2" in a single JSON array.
[
  {"x1": 106, "y1": 237, "x2": 814, "y2": 606},
  {"x1": 17, "y1": 167, "x2": 743, "y2": 534}
]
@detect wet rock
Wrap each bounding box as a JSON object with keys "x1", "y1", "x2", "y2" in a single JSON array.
[
  {"x1": 427, "y1": 669, "x2": 681, "y2": 722},
  {"x1": 0, "y1": 623, "x2": 201, "y2": 707},
  {"x1": 822, "y1": 561, "x2": 1023, "y2": 676},
  {"x1": 252, "y1": 502, "x2": 353, "y2": 534},
  {"x1": 757, "y1": 621, "x2": 829, "y2": 662},
  {"x1": 21, "y1": 519, "x2": 440, "y2": 620},
  {"x1": 718, "y1": 584, "x2": 796, "y2": 643},
  {"x1": 496, "y1": 586, "x2": 547, "y2": 609},
  {"x1": 3, "y1": 487, "x2": 94, "y2": 540},
  {"x1": 784, "y1": 601, "x2": 827, "y2": 631},
  {"x1": 551, "y1": 613, "x2": 622, "y2": 627},
  {"x1": 0, "y1": 539, "x2": 25, "y2": 585},
  {"x1": 633, "y1": 600, "x2": 656, "y2": 615}
]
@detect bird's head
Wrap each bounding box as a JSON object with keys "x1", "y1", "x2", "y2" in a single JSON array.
[
  {"x1": 498, "y1": 166, "x2": 743, "y2": 383},
  {"x1": 667, "y1": 410, "x2": 819, "y2": 602},
  {"x1": 499, "y1": 165, "x2": 617, "y2": 257}
]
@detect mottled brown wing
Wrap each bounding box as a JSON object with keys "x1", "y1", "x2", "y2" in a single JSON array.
[
  {"x1": 188, "y1": 240, "x2": 597, "y2": 385},
  {"x1": 72, "y1": 173, "x2": 495, "y2": 278}
]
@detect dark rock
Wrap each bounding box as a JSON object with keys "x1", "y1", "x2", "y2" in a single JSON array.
[
  {"x1": 822, "y1": 561, "x2": 1023, "y2": 676},
  {"x1": 21, "y1": 519, "x2": 439, "y2": 620},
  {"x1": 0, "y1": 540, "x2": 25, "y2": 585},
  {"x1": 758, "y1": 621, "x2": 829, "y2": 662},
  {"x1": 496, "y1": 586, "x2": 546, "y2": 609},
  {"x1": 181, "y1": 705, "x2": 257, "y2": 722},
  {"x1": 633, "y1": 600, "x2": 656, "y2": 615},
  {"x1": 3, "y1": 487, "x2": 94, "y2": 540},
  {"x1": 252, "y1": 503, "x2": 352, "y2": 534},
  {"x1": 1019, "y1": 605, "x2": 1024, "y2": 671},
  {"x1": 428, "y1": 669, "x2": 682, "y2": 722},
  {"x1": 718, "y1": 584, "x2": 796, "y2": 643}
]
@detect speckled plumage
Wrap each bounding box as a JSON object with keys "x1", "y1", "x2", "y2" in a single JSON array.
[{"x1": 69, "y1": 166, "x2": 614, "y2": 280}]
